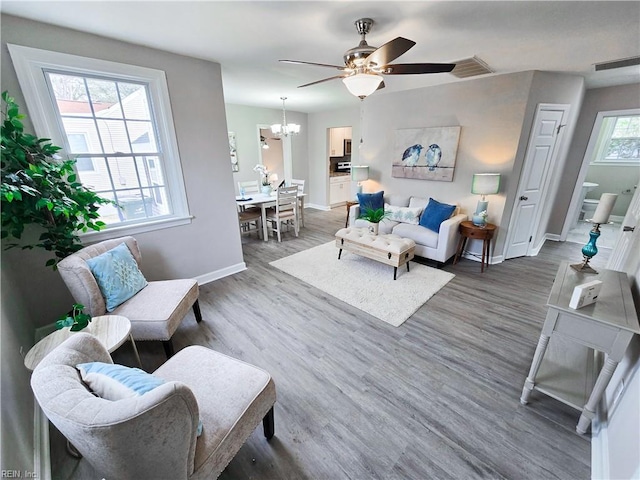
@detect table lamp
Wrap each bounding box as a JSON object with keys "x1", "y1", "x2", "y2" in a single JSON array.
[
  {"x1": 471, "y1": 173, "x2": 501, "y2": 227},
  {"x1": 570, "y1": 193, "x2": 617, "y2": 274},
  {"x1": 351, "y1": 165, "x2": 369, "y2": 196}
]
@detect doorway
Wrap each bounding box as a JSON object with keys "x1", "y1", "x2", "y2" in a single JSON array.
[
  {"x1": 258, "y1": 127, "x2": 284, "y2": 184},
  {"x1": 562, "y1": 109, "x2": 640, "y2": 249}
]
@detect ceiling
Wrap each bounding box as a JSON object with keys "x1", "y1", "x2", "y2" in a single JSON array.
[{"x1": 2, "y1": 1, "x2": 639, "y2": 113}]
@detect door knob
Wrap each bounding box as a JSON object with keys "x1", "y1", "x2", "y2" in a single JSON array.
[
  {"x1": 623, "y1": 226, "x2": 635, "y2": 232},
  {"x1": 519, "y1": 196, "x2": 528, "y2": 201}
]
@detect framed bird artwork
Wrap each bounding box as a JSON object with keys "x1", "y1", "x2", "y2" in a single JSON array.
[{"x1": 393, "y1": 126, "x2": 461, "y2": 181}]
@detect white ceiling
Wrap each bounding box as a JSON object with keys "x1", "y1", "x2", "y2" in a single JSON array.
[{"x1": 2, "y1": 1, "x2": 639, "y2": 113}]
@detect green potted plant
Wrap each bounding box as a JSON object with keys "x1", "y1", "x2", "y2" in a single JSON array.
[
  {"x1": 358, "y1": 207, "x2": 390, "y2": 235},
  {"x1": 55, "y1": 303, "x2": 92, "y2": 331},
  {"x1": 1, "y1": 91, "x2": 112, "y2": 268}
]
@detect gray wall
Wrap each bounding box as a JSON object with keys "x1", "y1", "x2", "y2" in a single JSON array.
[
  {"x1": 1, "y1": 257, "x2": 36, "y2": 472},
  {"x1": 329, "y1": 71, "x2": 536, "y2": 255},
  {"x1": 226, "y1": 104, "x2": 308, "y2": 195},
  {"x1": 1, "y1": 14, "x2": 244, "y2": 470}
]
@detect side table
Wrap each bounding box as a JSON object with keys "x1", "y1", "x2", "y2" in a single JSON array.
[
  {"x1": 453, "y1": 220, "x2": 497, "y2": 273},
  {"x1": 345, "y1": 200, "x2": 359, "y2": 227},
  {"x1": 520, "y1": 261, "x2": 639, "y2": 434},
  {"x1": 24, "y1": 314, "x2": 142, "y2": 371}
]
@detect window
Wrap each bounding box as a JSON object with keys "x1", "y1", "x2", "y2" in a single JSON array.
[
  {"x1": 590, "y1": 111, "x2": 640, "y2": 165},
  {"x1": 7, "y1": 44, "x2": 190, "y2": 238}
]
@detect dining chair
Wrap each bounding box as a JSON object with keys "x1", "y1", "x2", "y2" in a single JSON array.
[
  {"x1": 290, "y1": 179, "x2": 306, "y2": 227},
  {"x1": 265, "y1": 186, "x2": 299, "y2": 242},
  {"x1": 238, "y1": 208, "x2": 262, "y2": 238},
  {"x1": 238, "y1": 180, "x2": 260, "y2": 197}
]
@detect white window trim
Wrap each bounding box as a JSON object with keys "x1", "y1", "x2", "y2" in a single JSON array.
[
  {"x1": 588, "y1": 108, "x2": 640, "y2": 166},
  {"x1": 7, "y1": 44, "x2": 191, "y2": 236}
]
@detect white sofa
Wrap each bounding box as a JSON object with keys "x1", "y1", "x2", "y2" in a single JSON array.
[{"x1": 348, "y1": 194, "x2": 466, "y2": 265}]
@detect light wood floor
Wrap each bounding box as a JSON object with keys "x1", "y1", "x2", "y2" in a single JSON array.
[{"x1": 53, "y1": 207, "x2": 609, "y2": 479}]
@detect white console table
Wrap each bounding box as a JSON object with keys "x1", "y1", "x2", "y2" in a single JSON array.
[{"x1": 520, "y1": 261, "x2": 639, "y2": 434}]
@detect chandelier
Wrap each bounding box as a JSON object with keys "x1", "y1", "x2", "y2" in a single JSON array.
[{"x1": 271, "y1": 97, "x2": 300, "y2": 137}]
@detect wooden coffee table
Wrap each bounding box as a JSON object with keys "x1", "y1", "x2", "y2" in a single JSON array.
[
  {"x1": 24, "y1": 315, "x2": 142, "y2": 371},
  {"x1": 335, "y1": 227, "x2": 416, "y2": 280}
]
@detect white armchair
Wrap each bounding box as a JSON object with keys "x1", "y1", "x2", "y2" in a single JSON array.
[{"x1": 31, "y1": 333, "x2": 276, "y2": 480}]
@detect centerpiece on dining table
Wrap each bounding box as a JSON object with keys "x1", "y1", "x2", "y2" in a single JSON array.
[{"x1": 253, "y1": 164, "x2": 273, "y2": 195}]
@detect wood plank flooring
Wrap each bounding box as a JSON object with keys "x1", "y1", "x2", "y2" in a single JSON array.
[{"x1": 52, "y1": 207, "x2": 608, "y2": 479}]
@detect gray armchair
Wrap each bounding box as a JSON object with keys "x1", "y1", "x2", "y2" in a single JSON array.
[
  {"x1": 31, "y1": 333, "x2": 277, "y2": 479},
  {"x1": 57, "y1": 236, "x2": 201, "y2": 357}
]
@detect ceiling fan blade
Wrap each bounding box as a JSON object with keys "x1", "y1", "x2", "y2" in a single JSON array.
[
  {"x1": 280, "y1": 59, "x2": 347, "y2": 71},
  {"x1": 298, "y1": 75, "x2": 348, "y2": 88},
  {"x1": 382, "y1": 63, "x2": 456, "y2": 75},
  {"x1": 365, "y1": 37, "x2": 416, "y2": 68}
]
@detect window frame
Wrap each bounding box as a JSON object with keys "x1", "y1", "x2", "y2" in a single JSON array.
[
  {"x1": 7, "y1": 44, "x2": 191, "y2": 241},
  {"x1": 588, "y1": 108, "x2": 640, "y2": 166}
]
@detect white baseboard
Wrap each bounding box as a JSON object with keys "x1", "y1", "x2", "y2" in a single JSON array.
[
  {"x1": 34, "y1": 405, "x2": 51, "y2": 480},
  {"x1": 459, "y1": 252, "x2": 503, "y2": 265},
  {"x1": 195, "y1": 262, "x2": 246, "y2": 286},
  {"x1": 306, "y1": 203, "x2": 330, "y2": 211}
]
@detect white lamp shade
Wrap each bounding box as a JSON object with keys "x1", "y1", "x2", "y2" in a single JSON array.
[
  {"x1": 342, "y1": 74, "x2": 383, "y2": 98},
  {"x1": 351, "y1": 165, "x2": 369, "y2": 181},
  {"x1": 591, "y1": 193, "x2": 618, "y2": 223},
  {"x1": 270, "y1": 124, "x2": 282, "y2": 135},
  {"x1": 471, "y1": 173, "x2": 501, "y2": 195},
  {"x1": 269, "y1": 173, "x2": 278, "y2": 182}
]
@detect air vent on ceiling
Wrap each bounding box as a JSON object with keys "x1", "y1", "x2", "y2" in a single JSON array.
[
  {"x1": 450, "y1": 56, "x2": 493, "y2": 78},
  {"x1": 595, "y1": 56, "x2": 640, "y2": 71}
]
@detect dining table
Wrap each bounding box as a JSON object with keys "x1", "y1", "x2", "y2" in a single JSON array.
[{"x1": 236, "y1": 191, "x2": 306, "y2": 241}]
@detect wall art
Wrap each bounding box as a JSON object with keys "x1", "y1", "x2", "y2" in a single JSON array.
[
  {"x1": 393, "y1": 126, "x2": 461, "y2": 181},
  {"x1": 229, "y1": 132, "x2": 239, "y2": 172}
]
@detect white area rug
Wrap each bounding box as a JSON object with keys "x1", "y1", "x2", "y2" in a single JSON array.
[{"x1": 269, "y1": 241, "x2": 455, "y2": 327}]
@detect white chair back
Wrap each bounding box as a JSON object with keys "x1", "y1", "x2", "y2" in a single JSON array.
[
  {"x1": 290, "y1": 179, "x2": 305, "y2": 194},
  {"x1": 238, "y1": 180, "x2": 260, "y2": 196}
]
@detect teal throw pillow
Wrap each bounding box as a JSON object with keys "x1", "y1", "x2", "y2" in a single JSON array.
[
  {"x1": 419, "y1": 198, "x2": 456, "y2": 233},
  {"x1": 86, "y1": 243, "x2": 148, "y2": 312},
  {"x1": 77, "y1": 362, "x2": 203, "y2": 437},
  {"x1": 357, "y1": 191, "x2": 384, "y2": 214}
]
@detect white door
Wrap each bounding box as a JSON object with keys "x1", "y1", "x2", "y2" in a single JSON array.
[
  {"x1": 505, "y1": 104, "x2": 569, "y2": 259},
  {"x1": 607, "y1": 186, "x2": 640, "y2": 272}
]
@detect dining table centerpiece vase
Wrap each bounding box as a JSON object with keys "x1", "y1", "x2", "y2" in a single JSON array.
[{"x1": 253, "y1": 164, "x2": 272, "y2": 195}]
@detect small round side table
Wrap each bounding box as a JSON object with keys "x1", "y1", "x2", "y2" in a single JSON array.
[
  {"x1": 454, "y1": 220, "x2": 497, "y2": 273},
  {"x1": 24, "y1": 315, "x2": 142, "y2": 371}
]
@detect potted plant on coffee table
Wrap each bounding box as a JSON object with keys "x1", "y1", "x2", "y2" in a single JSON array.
[{"x1": 358, "y1": 207, "x2": 389, "y2": 235}]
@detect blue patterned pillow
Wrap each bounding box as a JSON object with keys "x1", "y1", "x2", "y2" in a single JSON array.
[
  {"x1": 78, "y1": 362, "x2": 203, "y2": 436},
  {"x1": 357, "y1": 191, "x2": 384, "y2": 213},
  {"x1": 419, "y1": 198, "x2": 456, "y2": 233},
  {"x1": 86, "y1": 243, "x2": 148, "y2": 312}
]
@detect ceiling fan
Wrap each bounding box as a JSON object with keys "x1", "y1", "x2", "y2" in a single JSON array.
[{"x1": 280, "y1": 18, "x2": 456, "y2": 99}]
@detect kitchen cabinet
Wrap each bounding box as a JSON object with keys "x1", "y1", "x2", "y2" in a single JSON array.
[
  {"x1": 329, "y1": 127, "x2": 352, "y2": 157},
  {"x1": 330, "y1": 176, "x2": 351, "y2": 205}
]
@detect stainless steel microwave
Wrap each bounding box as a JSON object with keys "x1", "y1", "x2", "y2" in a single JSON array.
[{"x1": 344, "y1": 139, "x2": 352, "y2": 155}]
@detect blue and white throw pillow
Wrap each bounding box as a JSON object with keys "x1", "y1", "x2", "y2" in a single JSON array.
[
  {"x1": 78, "y1": 362, "x2": 203, "y2": 436},
  {"x1": 86, "y1": 243, "x2": 148, "y2": 312},
  {"x1": 384, "y1": 203, "x2": 423, "y2": 224}
]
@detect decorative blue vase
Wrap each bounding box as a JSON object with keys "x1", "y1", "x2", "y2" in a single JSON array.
[
  {"x1": 261, "y1": 185, "x2": 272, "y2": 195},
  {"x1": 472, "y1": 214, "x2": 486, "y2": 227}
]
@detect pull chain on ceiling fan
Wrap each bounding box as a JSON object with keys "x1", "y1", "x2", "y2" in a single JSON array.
[{"x1": 280, "y1": 18, "x2": 456, "y2": 99}]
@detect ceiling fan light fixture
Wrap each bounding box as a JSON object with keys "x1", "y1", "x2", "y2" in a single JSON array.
[{"x1": 342, "y1": 73, "x2": 384, "y2": 99}]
